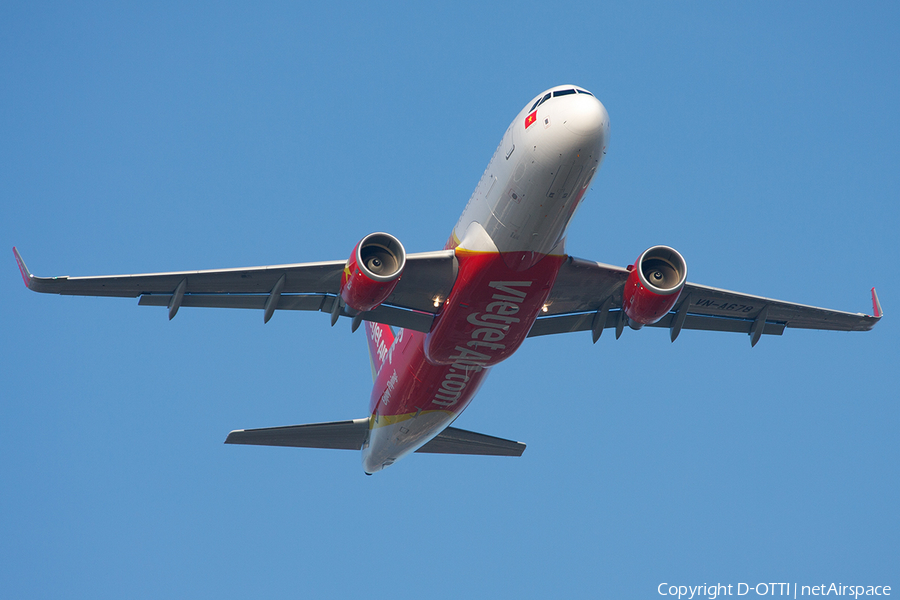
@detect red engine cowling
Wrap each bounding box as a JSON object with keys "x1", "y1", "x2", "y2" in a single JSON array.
[
  {"x1": 621, "y1": 245, "x2": 687, "y2": 326},
  {"x1": 340, "y1": 232, "x2": 406, "y2": 312}
]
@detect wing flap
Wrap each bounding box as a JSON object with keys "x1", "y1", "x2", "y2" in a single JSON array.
[
  {"x1": 138, "y1": 294, "x2": 324, "y2": 311},
  {"x1": 137, "y1": 294, "x2": 434, "y2": 332},
  {"x1": 528, "y1": 309, "x2": 786, "y2": 338}
]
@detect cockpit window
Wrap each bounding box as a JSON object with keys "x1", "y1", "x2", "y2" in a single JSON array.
[
  {"x1": 531, "y1": 88, "x2": 586, "y2": 112},
  {"x1": 529, "y1": 93, "x2": 551, "y2": 112}
]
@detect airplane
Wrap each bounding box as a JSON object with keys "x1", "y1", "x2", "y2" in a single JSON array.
[{"x1": 14, "y1": 84, "x2": 883, "y2": 474}]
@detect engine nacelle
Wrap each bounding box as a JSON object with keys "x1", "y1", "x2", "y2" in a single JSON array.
[
  {"x1": 621, "y1": 245, "x2": 687, "y2": 326},
  {"x1": 340, "y1": 232, "x2": 406, "y2": 313}
]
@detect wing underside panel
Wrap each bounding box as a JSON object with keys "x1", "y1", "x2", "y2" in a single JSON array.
[
  {"x1": 534, "y1": 255, "x2": 880, "y2": 339},
  {"x1": 137, "y1": 294, "x2": 435, "y2": 333},
  {"x1": 15, "y1": 248, "x2": 879, "y2": 337},
  {"x1": 14, "y1": 248, "x2": 455, "y2": 332},
  {"x1": 528, "y1": 309, "x2": 787, "y2": 338}
]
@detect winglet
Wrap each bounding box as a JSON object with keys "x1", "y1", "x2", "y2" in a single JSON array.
[
  {"x1": 12, "y1": 247, "x2": 33, "y2": 289},
  {"x1": 871, "y1": 287, "x2": 883, "y2": 319}
]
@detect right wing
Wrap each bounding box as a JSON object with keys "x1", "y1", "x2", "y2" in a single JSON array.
[
  {"x1": 13, "y1": 247, "x2": 457, "y2": 333},
  {"x1": 529, "y1": 255, "x2": 881, "y2": 344}
]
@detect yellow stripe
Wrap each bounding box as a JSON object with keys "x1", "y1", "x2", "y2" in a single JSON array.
[{"x1": 369, "y1": 410, "x2": 453, "y2": 429}]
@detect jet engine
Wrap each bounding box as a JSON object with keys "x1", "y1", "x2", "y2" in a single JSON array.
[
  {"x1": 340, "y1": 232, "x2": 407, "y2": 313},
  {"x1": 621, "y1": 245, "x2": 687, "y2": 326}
]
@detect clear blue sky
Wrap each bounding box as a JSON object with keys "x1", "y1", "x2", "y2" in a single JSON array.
[{"x1": 2, "y1": 2, "x2": 897, "y2": 598}]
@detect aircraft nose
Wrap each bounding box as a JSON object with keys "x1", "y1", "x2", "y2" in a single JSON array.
[{"x1": 562, "y1": 95, "x2": 607, "y2": 137}]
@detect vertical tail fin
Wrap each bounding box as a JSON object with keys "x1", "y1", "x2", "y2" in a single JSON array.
[{"x1": 364, "y1": 321, "x2": 395, "y2": 382}]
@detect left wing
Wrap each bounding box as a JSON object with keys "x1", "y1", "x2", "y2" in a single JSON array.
[
  {"x1": 13, "y1": 246, "x2": 457, "y2": 333},
  {"x1": 529, "y1": 255, "x2": 882, "y2": 345}
]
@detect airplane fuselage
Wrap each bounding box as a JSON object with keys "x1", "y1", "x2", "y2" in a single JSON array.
[
  {"x1": 14, "y1": 84, "x2": 880, "y2": 473},
  {"x1": 362, "y1": 86, "x2": 609, "y2": 473}
]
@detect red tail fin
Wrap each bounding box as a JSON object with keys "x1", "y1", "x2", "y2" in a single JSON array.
[{"x1": 364, "y1": 321, "x2": 395, "y2": 381}]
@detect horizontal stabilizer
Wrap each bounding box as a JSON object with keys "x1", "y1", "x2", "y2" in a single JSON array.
[
  {"x1": 416, "y1": 426, "x2": 526, "y2": 456},
  {"x1": 225, "y1": 418, "x2": 369, "y2": 450},
  {"x1": 225, "y1": 419, "x2": 526, "y2": 457}
]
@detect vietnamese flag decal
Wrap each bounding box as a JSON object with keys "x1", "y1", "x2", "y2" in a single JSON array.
[{"x1": 525, "y1": 110, "x2": 537, "y2": 129}]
